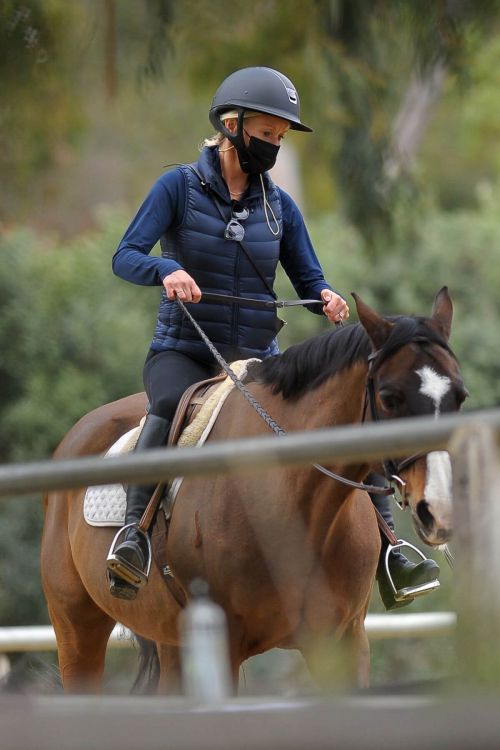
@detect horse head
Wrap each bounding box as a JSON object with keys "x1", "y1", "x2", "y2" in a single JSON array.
[{"x1": 353, "y1": 287, "x2": 468, "y2": 546}]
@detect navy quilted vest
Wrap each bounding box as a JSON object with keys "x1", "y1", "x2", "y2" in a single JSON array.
[{"x1": 151, "y1": 147, "x2": 283, "y2": 363}]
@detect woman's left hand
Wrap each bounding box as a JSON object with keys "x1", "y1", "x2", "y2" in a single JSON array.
[{"x1": 320, "y1": 289, "x2": 350, "y2": 324}]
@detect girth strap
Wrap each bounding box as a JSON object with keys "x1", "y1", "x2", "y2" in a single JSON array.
[{"x1": 151, "y1": 507, "x2": 187, "y2": 608}]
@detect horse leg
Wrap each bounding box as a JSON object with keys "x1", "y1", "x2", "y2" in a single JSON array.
[
  {"x1": 227, "y1": 628, "x2": 245, "y2": 695},
  {"x1": 298, "y1": 559, "x2": 374, "y2": 692},
  {"x1": 297, "y1": 488, "x2": 378, "y2": 691},
  {"x1": 44, "y1": 558, "x2": 116, "y2": 693},
  {"x1": 48, "y1": 599, "x2": 115, "y2": 693},
  {"x1": 350, "y1": 615, "x2": 371, "y2": 689},
  {"x1": 42, "y1": 497, "x2": 116, "y2": 693},
  {"x1": 298, "y1": 617, "x2": 369, "y2": 693},
  {"x1": 341, "y1": 613, "x2": 372, "y2": 690},
  {"x1": 156, "y1": 643, "x2": 182, "y2": 694}
]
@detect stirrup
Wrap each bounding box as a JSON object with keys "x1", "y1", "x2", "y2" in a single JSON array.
[
  {"x1": 384, "y1": 540, "x2": 440, "y2": 603},
  {"x1": 106, "y1": 523, "x2": 152, "y2": 589}
]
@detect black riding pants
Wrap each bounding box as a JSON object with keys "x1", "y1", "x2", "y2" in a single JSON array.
[{"x1": 143, "y1": 349, "x2": 219, "y2": 422}]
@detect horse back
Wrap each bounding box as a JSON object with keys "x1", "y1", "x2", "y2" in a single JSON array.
[{"x1": 53, "y1": 392, "x2": 148, "y2": 459}]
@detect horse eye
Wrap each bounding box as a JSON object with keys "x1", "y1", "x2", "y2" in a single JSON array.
[{"x1": 379, "y1": 390, "x2": 403, "y2": 412}]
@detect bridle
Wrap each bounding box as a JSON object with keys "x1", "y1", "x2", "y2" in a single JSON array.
[
  {"x1": 176, "y1": 299, "x2": 452, "y2": 500},
  {"x1": 363, "y1": 339, "x2": 433, "y2": 507}
]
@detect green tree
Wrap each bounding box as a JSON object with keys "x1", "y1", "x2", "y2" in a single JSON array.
[
  {"x1": 0, "y1": 212, "x2": 156, "y2": 624},
  {"x1": 3, "y1": 0, "x2": 500, "y2": 237},
  {"x1": 313, "y1": 0, "x2": 500, "y2": 246},
  {"x1": 0, "y1": 1, "x2": 85, "y2": 220}
]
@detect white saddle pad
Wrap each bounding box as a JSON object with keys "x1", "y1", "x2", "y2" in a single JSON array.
[
  {"x1": 83, "y1": 358, "x2": 259, "y2": 527},
  {"x1": 83, "y1": 428, "x2": 137, "y2": 527}
]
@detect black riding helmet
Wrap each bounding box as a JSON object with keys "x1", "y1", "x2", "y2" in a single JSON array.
[
  {"x1": 209, "y1": 67, "x2": 312, "y2": 174},
  {"x1": 209, "y1": 66, "x2": 312, "y2": 134}
]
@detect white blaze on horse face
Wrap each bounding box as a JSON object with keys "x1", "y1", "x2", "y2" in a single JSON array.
[
  {"x1": 416, "y1": 367, "x2": 453, "y2": 536},
  {"x1": 416, "y1": 366, "x2": 451, "y2": 416},
  {"x1": 424, "y1": 451, "x2": 452, "y2": 506}
]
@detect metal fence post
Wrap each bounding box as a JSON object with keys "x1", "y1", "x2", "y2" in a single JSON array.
[{"x1": 451, "y1": 423, "x2": 500, "y2": 690}]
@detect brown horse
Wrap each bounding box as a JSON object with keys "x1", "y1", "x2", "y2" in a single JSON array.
[{"x1": 41, "y1": 289, "x2": 467, "y2": 693}]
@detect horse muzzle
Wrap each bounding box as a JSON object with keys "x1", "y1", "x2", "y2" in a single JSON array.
[{"x1": 412, "y1": 497, "x2": 452, "y2": 546}]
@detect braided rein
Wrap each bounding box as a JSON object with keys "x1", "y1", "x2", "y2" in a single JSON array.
[{"x1": 176, "y1": 298, "x2": 393, "y2": 496}]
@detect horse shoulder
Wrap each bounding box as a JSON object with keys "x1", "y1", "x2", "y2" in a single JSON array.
[
  {"x1": 53, "y1": 392, "x2": 148, "y2": 459},
  {"x1": 321, "y1": 489, "x2": 380, "y2": 593}
]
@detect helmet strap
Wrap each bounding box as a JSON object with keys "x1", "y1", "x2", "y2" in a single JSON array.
[
  {"x1": 214, "y1": 107, "x2": 244, "y2": 140},
  {"x1": 213, "y1": 108, "x2": 251, "y2": 173},
  {"x1": 229, "y1": 111, "x2": 252, "y2": 173}
]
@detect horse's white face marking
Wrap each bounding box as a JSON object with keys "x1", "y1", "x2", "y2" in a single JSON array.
[
  {"x1": 424, "y1": 450, "x2": 452, "y2": 509},
  {"x1": 413, "y1": 368, "x2": 453, "y2": 542},
  {"x1": 416, "y1": 366, "x2": 451, "y2": 416}
]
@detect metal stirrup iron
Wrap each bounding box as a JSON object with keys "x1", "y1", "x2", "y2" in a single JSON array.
[
  {"x1": 107, "y1": 524, "x2": 153, "y2": 589},
  {"x1": 384, "y1": 540, "x2": 440, "y2": 602}
]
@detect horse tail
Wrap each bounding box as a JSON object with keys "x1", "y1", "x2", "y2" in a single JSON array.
[
  {"x1": 131, "y1": 636, "x2": 160, "y2": 694},
  {"x1": 1, "y1": 654, "x2": 62, "y2": 694}
]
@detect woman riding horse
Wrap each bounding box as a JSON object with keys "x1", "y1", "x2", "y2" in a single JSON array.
[{"x1": 106, "y1": 65, "x2": 439, "y2": 607}]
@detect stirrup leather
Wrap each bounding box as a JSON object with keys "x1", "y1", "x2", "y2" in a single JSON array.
[
  {"x1": 106, "y1": 523, "x2": 152, "y2": 589},
  {"x1": 384, "y1": 540, "x2": 440, "y2": 603}
]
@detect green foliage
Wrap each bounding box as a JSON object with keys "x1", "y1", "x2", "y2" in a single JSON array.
[
  {"x1": 0, "y1": 211, "x2": 158, "y2": 463},
  {"x1": 0, "y1": 1, "x2": 85, "y2": 219},
  {"x1": 0, "y1": 212, "x2": 157, "y2": 625},
  {"x1": 375, "y1": 182, "x2": 500, "y2": 408},
  {"x1": 419, "y1": 33, "x2": 500, "y2": 209},
  {"x1": 3, "y1": 0, "x2": 500, "y2": 241}
]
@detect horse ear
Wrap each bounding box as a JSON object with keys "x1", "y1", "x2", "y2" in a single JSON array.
[
  {"x1": 430, "y1": 286, "x2": 453, "y2": 341},
  {"x1": 352, "y1": 292, "x2": 394, "y2": 350}
]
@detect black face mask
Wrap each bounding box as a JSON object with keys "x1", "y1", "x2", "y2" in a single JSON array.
[{"x1": 236, "y1": 132, "x2": 280, "y2": 175}]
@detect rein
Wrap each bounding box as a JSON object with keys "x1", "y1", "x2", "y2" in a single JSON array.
[
  {"x1": 176, "y1": 298, "x2": 394, "y2": 496},
  {"x1": 202, "y1": 292, "x2": 325, "y2": 310}
]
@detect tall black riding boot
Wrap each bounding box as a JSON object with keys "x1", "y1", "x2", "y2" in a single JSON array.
[
  {"x1": 369, "y1": 473, "x2": 440, "y2": 610},
  {"x1": 107, "y1": 413, "x2": 171, "y2": 600}
]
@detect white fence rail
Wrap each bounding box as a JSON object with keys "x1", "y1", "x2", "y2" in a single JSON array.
[
  {"x1": 0, "y1": 613, "x2": 457, "y2": 654},
  {"x1": 0, "y1": 409, "x2": 499, "y2": 498}
]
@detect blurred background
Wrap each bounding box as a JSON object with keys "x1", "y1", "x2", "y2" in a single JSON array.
[{"x1": 1, "y1": 0, "x2": 499, "y2": 693}]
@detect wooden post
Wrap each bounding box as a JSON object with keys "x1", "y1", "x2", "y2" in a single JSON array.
[{"x1": 451, "y1": 423, "x2": 500, "y2": 690}]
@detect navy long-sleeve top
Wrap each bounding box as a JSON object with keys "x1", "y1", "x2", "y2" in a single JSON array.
[
  {"x1": 112, "y1": 147, "x2": 338, "y2": 361},
  {"x1": 113, "y1": 170, "x2": 333, "y2": 299}
]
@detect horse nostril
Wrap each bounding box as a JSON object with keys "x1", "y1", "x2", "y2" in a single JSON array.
[{"x1": 416, "y1": 500, "x2": 435, "y2": 531}]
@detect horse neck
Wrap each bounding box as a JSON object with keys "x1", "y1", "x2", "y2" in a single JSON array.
[
  {"x1": 278, "y1": 360, "x2": 369, "y2": 432},
  {"x1": 272, "y1": 360, "x2": 372, "y2": 554}
]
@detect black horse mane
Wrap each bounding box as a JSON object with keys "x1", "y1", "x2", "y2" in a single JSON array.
[{"x1": 246, "y1": 316, "x2": 452, "y2": 401}]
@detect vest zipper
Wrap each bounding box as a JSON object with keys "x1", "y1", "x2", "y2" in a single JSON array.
[{"x1": 231, "y1": 245, "x2": 241, "y2": 347}]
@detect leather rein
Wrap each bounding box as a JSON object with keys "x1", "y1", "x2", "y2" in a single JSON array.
[{"x1": 175, "y1": 298, "x2": 431, "y2": 499}]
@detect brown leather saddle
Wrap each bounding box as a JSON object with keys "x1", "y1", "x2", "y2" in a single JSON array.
[{"x1": 167, "y1": 372, "x2": 227, "y2": 448}]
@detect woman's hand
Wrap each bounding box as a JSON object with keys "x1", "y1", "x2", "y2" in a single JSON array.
[
  {"x1": 320, "y1": 289, "x2": 350, "y2": 324},
  {"x1": 163, "y1": 270, "x2": 202, "y2": 303}
]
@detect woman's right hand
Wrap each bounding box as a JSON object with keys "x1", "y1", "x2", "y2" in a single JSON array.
[{"x1": 163, "y1": 270, "x2": 202, "y2": 303}]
